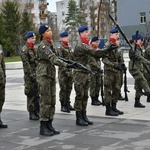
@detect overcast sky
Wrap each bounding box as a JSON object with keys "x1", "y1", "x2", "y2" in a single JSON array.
[{"x1": 47, "y1": 0, "x2": 61, "y2": 12}]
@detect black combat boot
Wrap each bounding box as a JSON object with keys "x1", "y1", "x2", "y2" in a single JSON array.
[
  {"x1": 29, "y1": 112, "x2": 39, "y2": 120},
  {"x1": 118, "y1": 93, "x2": 125, "y2": 100},
  {"x1": 105, "y1": 103, "x2": 118, "y2": 116},
  {"x1": 65, "y1": 101, "x2": 71, "y2": 113},
  {"x1": 0, "y1": 114, "x2": 8, "y2": 128},
  {"x1": 147, "y1": 95, "x2": 150, "y2": 102},
  {"x1": 112, "y1": 102, "x2": 124, "y2": 115},
  {"x1": 91, "y1": 97, "x2": 101, "y2": 106},
  {"x1": 60, "y1": 101, "x2": 68, "y2": 112},
  {"x1": 82, "y1": 111, "x2": 93, "y2": 125},
  {"x1": 39, "y1": 121, "x2": 54, "y2": 136},
  {"x1": 47, "y1": 120, "x2": 60, "y2": 135},
  {"x1": 134, "y1": 98, "x2": 145, "y2": 108},
  {"x1": 76, "y1": 111, "x2": 88, "y2": 126}
]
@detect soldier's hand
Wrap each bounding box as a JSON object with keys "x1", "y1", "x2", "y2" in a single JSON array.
[
  {"x1": 66, "y1": 63, "x2": 76, "y2": 69},
  {"x1": 114, "y1": 64, "x2": 123, "y2": 71},
  {"x1": 30, "y1": 74, "x2": 36, "y2": 82},
  {"x1": 107, "y1": 45, "x2": 118, "y2": 52}
]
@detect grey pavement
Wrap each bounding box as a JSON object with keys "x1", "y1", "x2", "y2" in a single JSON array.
[{"x1": 1, "y1": 52, "x2": 150, "y2": 150}]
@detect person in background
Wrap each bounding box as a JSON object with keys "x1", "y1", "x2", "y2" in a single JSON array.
[
  {"x1": 57, "y1": 31, "x2": 74, "y2": 113},
  {"x1": 0, "y1": 44, "x2": 8, "y2": 128},
  {"x1": 129, "y1": 33, "x2": 150, "y2": 108},
  {"x1": 89, "y1": 36, "x2": 102, "y2": 106},
  {"x1": 20, "y1": 31, "x2": 39, "y2": 121}
]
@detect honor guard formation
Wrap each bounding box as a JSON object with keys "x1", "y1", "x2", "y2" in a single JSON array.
[{"x1": 1, "y1": 22, "x2": 150, "y2": 137}]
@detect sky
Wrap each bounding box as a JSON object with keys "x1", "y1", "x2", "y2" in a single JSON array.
[{"x1": 47, "y1": 0, "x2": 61, "y2": 12}]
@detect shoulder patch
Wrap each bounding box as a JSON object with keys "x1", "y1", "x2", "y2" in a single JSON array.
[
  {"x1": 45, "y1": 49, "x2": 51, "y2": 55},
  {"x1": 42, "y1": 45, "x2": 46, "y2": 50},
  {"x1": 57, "y1": 46, "x2": 62, "y2": 50},
  {"x1": 21, "y1": 54, "x2": 27, "y2": 59}
]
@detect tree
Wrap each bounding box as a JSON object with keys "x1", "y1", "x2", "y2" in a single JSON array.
[
  {"x1": 1, "y1": 0, "x2": 21, "y2": 55},
  {"x1": 64, "y1": 0, "x2": 84, "y2": 42}
]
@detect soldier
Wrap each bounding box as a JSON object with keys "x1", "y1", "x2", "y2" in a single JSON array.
[
  {"x1": 89, "y1": 36, "x2": 102, "y2": 106},
  {"x1": 103, "y1": 27, "x2": 125, "y2": 116},
  {"x1": 36, "y1": 24, "x2": 72, "y2": 136},
  {"x1": 58, "y1": 31, "x2": 74, "y2": 113},
  {"x1": 0, "y1": 45, "x2": 7, "y2": 128},
  {"x1": 144, "y1": 36, "x2": 150, "y2": 102},
  {"x1": 73, "y1": 25, "x2": 117, "y2": 126},
  {"x1": 20, "y1": 31, "x2": 39, "y2": 121},
  {"x1": 129, "y1": 33, "x2": 150, "y2": 108}
]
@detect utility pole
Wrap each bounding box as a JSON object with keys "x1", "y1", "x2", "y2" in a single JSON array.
[{"x1": 97, "y1": 0, "x2": 102, "y2": 36}]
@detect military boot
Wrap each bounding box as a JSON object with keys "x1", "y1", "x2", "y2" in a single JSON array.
[
  {"x1": 76, "y1": 111, "x2": 88, "y2": 126},
  {"x1": 39, "y1": 121, "x2": 54, "y2": 136},
  {"x1": 134, "y1": 98, "x2": 145, "y2": 108},
  {"x1": 105, "y1": 103, "x2": 118, "y2": 116},
  {"x1": 91, "y1": 97, "x2": 101, "y2": 106},
  {"x1": 112, "y1": 102, "x2": 124, "y2": 115},
  {"x1": 47, "y1": 120, "x2": 60, "y2": 135},
  {"x1": 60, "y1": 101, "x2": 68, "y2": 112},
  {"x1": 29, "y1": 112, "x2": 39, "y2": 120},
  {"x1": 147, "y1": 95, "x2": 150, "y2": 102},
  {"x1": 82, "y1": 111, "x2": 93, "y2": 125},
  {"x1": 0, "y1": 114, "x2": 8, "y2": 128}
]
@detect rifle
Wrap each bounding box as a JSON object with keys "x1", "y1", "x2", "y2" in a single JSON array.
[
  {"x1": 124, "y1": 68, "x2": 130, "y2": 101},
  {"x1": 109, "y1": 14, "x2": 132, "y2": 49},
  {"x1": 100, "y1": 69, "x2": 105, "y2": 106},
  {"x1": 132, "y1": 30, "x2": 139, "y2": 70},
  {"x1": 59, "y1": 57, "x2": 95, "y2": 75}
]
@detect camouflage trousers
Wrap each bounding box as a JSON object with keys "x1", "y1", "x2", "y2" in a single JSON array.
[
  {"x1": 73, "y1": 71, "x2": 90, "y2": 111},
  {"x1": 37, "y1": 76, "x2": 56, "y2": 121},
  {"x1": 104, "y1": 70, "x2": 121, "y2": 104},
  {"x1": 0, "y1": 78, "x2": 5, "y2": 112},
  {"x1": 90, "y1": 71, "x2": 101, "y2": 97},
  {"x1": 58, "y1": 71, "x2": 73, "y2": 103},
  {"x1": 24, "y1": 77, "x2": 39, "y2": 113},
  {"x1": 130, "y1": 70, "x2": 150, "y2": 98}
]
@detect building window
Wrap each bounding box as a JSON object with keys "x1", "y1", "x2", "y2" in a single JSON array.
[
  {"x1": 140, "y1": 12, "x2": 146, "y2": 24},
  {"x1": 62, "y1": 11, "x2": 65, "y2": 16}
]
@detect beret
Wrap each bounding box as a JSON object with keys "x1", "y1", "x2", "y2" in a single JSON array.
[
  {"x1": 25, "y1": 31, "x2": 35, "y2": 39},
  {"x1": 39, "y1": 24, "x2": 49, "y2": 35},
  {"x1": 109, "y1": 27, "x2": 119, "y2": 33},
  {"x1": 59, "y1": 31, "x2": 68, "y2": 37},
  {"x1": 147, "y1": 36, "x2": 150, "y2": 40},
  {"x1": 132, "y1": 34, "x2": 142, "y2": 40},
  {"x1": 78, "y1": 25, "x2": 89, "y2": 33},
  {"x1": 91, "y1": 36, "x2": 100, "y2": 42}
]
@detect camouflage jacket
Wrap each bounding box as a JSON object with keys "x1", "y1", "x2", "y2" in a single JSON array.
[
  {"x1": 36, "y1": 39, "x2": 67, "y2": 78},
  {"x1": 0, "y1": 45, "x2": 6, "y2": 79},
  {"x1": 20, "y1": 43, "x2": 37, "y2": 77},
  {"x1": 129, "y1": 45, "x2": 150, "y2": 73},
  {"x1": 74, "y1": 40, "x2": 110, "y2": 73},
  {"x1": 102, "y1": 41, "x2": 124, "y2": 73}
]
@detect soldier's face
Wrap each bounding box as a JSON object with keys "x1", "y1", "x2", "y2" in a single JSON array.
[
  {"x1": 61, "y1": 36, "x2": 69, "y2": 42},
  {"x1": 80, "y1": 30, "x2": 89, "y2": 38},
  {"x1": 27, "y1": 36, "x2": 36, "y2": 44},
  {"x1": 42, "y1": 27, "x2": 52, "y2": 39},
  {"x1": 111, "y1": 32, "x2": 119, "y2": 40}
]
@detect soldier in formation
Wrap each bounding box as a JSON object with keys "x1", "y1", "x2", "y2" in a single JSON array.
[
  {"x1": 57, "y1": 31, "x2": 74, "y2": 113},
  {"x1": 20, "y1": 31, "x2": 39, "y2": 120},
  {"x1": 0, "y1": 44, "x2": 7, "y2": 128}
]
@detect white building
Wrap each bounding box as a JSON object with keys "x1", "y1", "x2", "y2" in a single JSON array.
[{"x1": 0, "y1": 0, "x2": 49, "y2": 28}]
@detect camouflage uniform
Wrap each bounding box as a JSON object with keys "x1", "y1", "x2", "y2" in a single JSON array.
[
  {"x1": 74, "y1": 40, "x2": 109, "y2": 125},
  {"x1": 129, "y1": 45, "x2": 150, "y2": 106},
  {"x1": 103, "y1": 41, "x2": 124, "y2": 116},
  {"x1": 0, "y1": 45, "x2": 7, "y2": 128},
  {"x1": 58, "y1": 44, "x2": 74, "y2": 112},
  {"x1": 36, "y1": 39, "x2": 67, "y2": 122},
  {"x1": 88, "y1": 51, "x2": 102, "y2": 105},
  {"x1": 20, "y1": 43, "x2": 39, "y2": 119}
]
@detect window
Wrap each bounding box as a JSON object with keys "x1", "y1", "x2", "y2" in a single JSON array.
[{"x1": 140, "y1": 12, "x2": 146, "y2": 24}]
